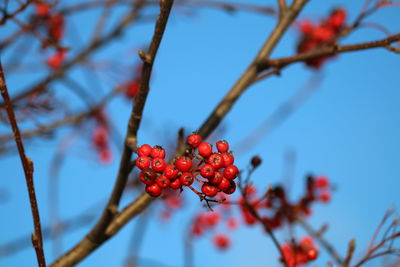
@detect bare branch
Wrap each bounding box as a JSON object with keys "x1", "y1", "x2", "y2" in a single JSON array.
[
  {"x1": 0, "y1": 62, "x2": 46, "y2": 267},
  {"x1": 50, "y1": 1, "x2": 174, "y2": 265},
  {"x1": 262, "y1": 33, "x2": 400, "y2": 69}
]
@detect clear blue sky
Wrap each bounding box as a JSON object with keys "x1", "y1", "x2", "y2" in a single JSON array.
[{"x1": 1, "y1": 1, "x2": 399, "y2": 266}]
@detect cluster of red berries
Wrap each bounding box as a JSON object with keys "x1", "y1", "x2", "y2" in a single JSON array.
[
  {"x1": 297, "y1": 8, "x2": 347, "y2": 69},
  {"x1": 136, "y1": 134, "x2": 239, "y2": 198},
  {"x1": 190, "y1": 205, "x2": 238, "y2": 250},
  {"x1": 34, "y1": 1, "x2": 67, "y2": 69},
  {"x1": 239, "y1": 175, "x2": 332, "y2": 230},
  {"x1": 91, "y1": 110, "x2": 112, "y2": 164},
  {"x1": 280, "y1": 236, "x2": 318, "y2": 267}
]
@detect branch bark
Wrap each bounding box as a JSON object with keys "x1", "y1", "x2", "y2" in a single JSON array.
[{"x1": 0, "y1": 63, "x2": 46, "y2": 267}]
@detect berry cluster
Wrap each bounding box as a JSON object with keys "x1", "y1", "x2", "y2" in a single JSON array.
[
  {"x1": 280, "y1": 236, "x2": 318, "y2": 267},
  {"x1": 239, "y1": 175, "x2": 332, "y2": 229},
  {"x1": 34, "y1": 1, "x2": 67, "y2": 69},
  {"x1": 136, "y1": 134, "x2": 239, "y2": 198},
  {"x1": 91, "y1": 109, "x2": 112, "y2": 164},
  {"x1": 297, "y1": 8, "x2": 347, "y2": 69}
]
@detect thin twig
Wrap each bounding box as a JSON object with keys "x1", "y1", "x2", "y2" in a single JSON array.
[
  {"x1": 262, "y1": 33, "x2": 400, "y2": 69},
  {"x1": 0, "y1": 62, "x2": 46, "y2": 267},
  {"x1": 343, "y1": 239, "x2": 356, "y2": 267}
]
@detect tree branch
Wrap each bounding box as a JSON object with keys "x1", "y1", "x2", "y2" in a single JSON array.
[
  {"x1": 197, "y1": 0, "x2": 309, "y2": 138},
  {"x1": 261, "y1": 33, "x2": 400, "y2": 69},
  {"x1": 50, "y1": 1, "x2": 174, "y2": 265},
  {"x1": 0, "y1": 62, "x2": 46, "y2": 267}
]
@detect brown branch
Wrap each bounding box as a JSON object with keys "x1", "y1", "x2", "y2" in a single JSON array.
[
  {"x1": 50, "y1": 1, "x2": 174, "y2": 266},
  {"x1": 343, "y1": 239, "x2": 356, "y2": 267},
  {"x1": 0, "y1": 0, "x2": 33, "y2": 25},
  {"x1": 262, "y1": 33, "x2": 400, "y2": 69},
  {"x1": 278, "y1": 0, "x2": 287, "y2": 19},
  {"x1": 0, "y1": 63, "x2": 46, "y2": 267},
  {"x1": 197, "y1": 0, "x2": 309, "y2": 139}
]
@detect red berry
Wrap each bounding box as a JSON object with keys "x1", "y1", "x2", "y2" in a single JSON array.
[
  {"x1": 221, "y1": 152, "x2": 234, "y2": 167},
  {"x1": 244, "y1": 185, "x2": 257, "y2": 196},
  {"x1": 48, "y1": 13, "x2": 64, "y2": 42},
  {"x1": 151, "y1": 145, "x2": 166, "y2": 159},
  {"x1": 156, "y1": 175, "x2": 170, "y2": 188},
  {"x1": 146, "y1": 183, "x2": 162, "y2": 197},
  {"x1": 139, "y1": 169, "x2": 156, "y2": 185},
  {"x1": 300, "y1": 236, "x2": 314, "y2": 248},
  {"x1": 47, "y1": 50, "x2": 66, "y2": 69},
  {"x1": 202, "y1": 183, "x2": 218, "y2": 197},
  {"x1": 175, "y1": 156, "x2": 192, "y2": 172},
  {"x1": 200, "y1": 164, "x2": 215, "y2": 178},
  {"x1": 315, "y1": 176, "x2": 329, "y2": 188},
  {"x1": 218, "y1": 177, "x2": 231, "y2": 191},
  {"x1": 299, "y1": 20, "x2": 314, "y2": 35},
  {"x1": 137, "y1": 144, "x2": 152, "y2": 157},
  {"x1": 152, "y1": 158, "x2": 167, "y2": 172},
  {"x1": 186, "y1": 134, "x2": 202, "y2": 148},
  {"x1": 92, "y1": 126, "x2": 108, "y2": 149},
  {"x1": 227, "y1": 217, "x2": 238, "y2": 230},
  {"x1": 35, "y1": 2, "x2": 50, "y2": 17},
  {"x1": 163, "y1": 164, "x2": 179, "y2": 179},
  {"x1": 307, "y1": 249, "x2": 318, "y2": 260},
  {"x1": 328, "y1": 8, "x2": 346, "y2": 31},
  {"x1": 180, "y1": 172, "x2": 194, "y2": 186},
  {"x1": 99, "y1": 148, "x2": 112, "y2": 164},
  {"x1": 223, "y1": 180, "x2": 236, "y2": 195},
  {"x1": 223, "y1": 165, "x2": 239, "y2": 180},
  {"x1": 198, "y1": 142, "x2": 213, "y2": 157},
  {"x1": 216, "y1": 140, "x2": 229, "y2": 153},
  {"x1": 207, "y1": 153, "x2": 225, "y2": 169},
  {"x1": 204, "y1": 212, "x2": 221, "y2": 226},
  {"x1": 312, "y1": 25, "x2": 334, "y2": 42},
  {"x1": 169, "y1": 178, "x2": 181, "y2": 189},
  {"x1": 209, "y1": 171, "x2": 223, "y2": 185},
  {"x1": 213, "y1": 234, "x2": 230, "y2": 250},
  {"x1": 136, "y1": 156, "x2": 151, "y2": 170},
  {"x1": 124, "y1": 80, "x2": 140, "y2": 99},
  {"x1": 320, "y1": 191, "x2": 331, "y2": 203}
]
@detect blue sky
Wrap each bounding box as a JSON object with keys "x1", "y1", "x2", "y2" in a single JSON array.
[{"x1": 1, "y1": 1, "x2": 399, "y2": 266}]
